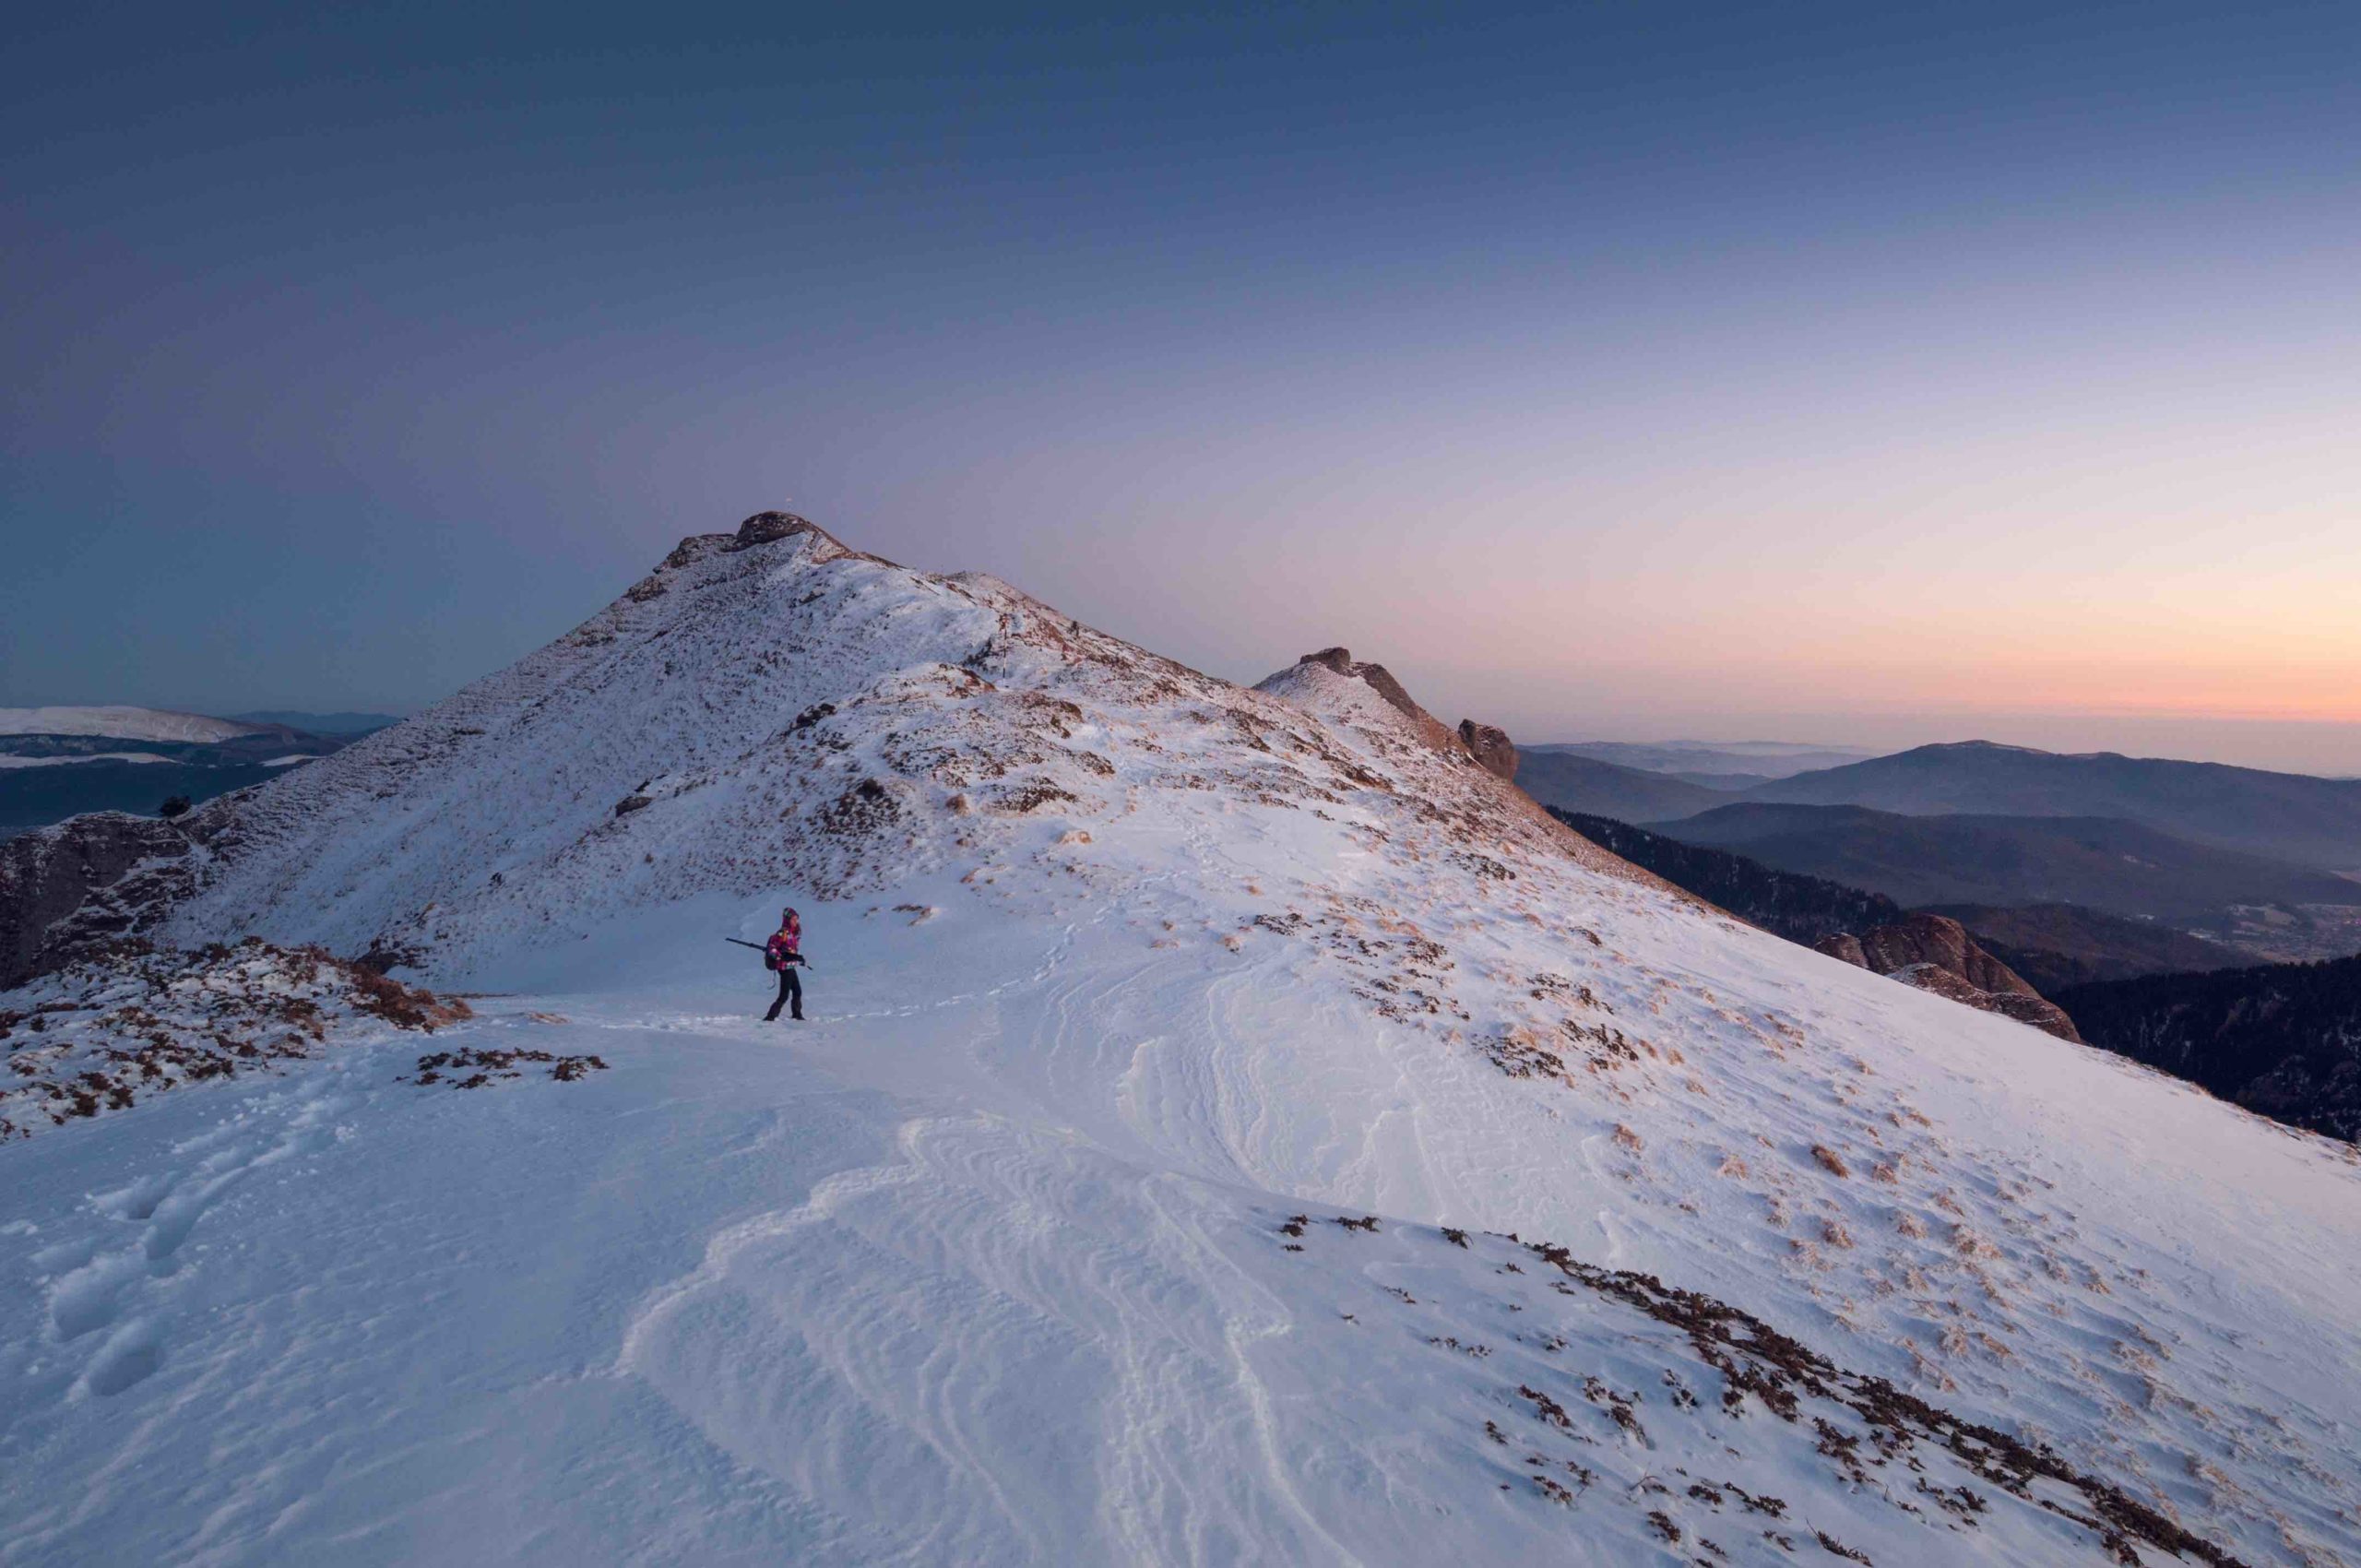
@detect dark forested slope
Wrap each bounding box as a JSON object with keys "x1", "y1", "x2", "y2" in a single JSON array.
[
  {"x1": 1548, "y1": 810, "x2": 1901, "y2": 944},
  {"x1": 2057, "y1": 956, "x2": 2361, "y2": 1143}
]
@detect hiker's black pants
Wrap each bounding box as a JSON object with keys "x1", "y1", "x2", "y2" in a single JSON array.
[{"x1": 765, "y1": 967, "x2": 802, "y2": 1020}]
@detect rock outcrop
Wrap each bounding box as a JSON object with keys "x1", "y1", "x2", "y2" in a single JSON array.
[
  {"x1": 730, "y1": 510, "x2": 825, "y2": 549},
  {"x1": 0, "y1": 814, "x2": 197, "y2": 988},
  {"x1": 1291, "y1": 648, "x2": 1474, "y2": 758},
  {"x1": 1457, "y1": 720, "x2": 1517, "y2": 782},
  {"x1": 1287, "y1": 650, "x2": 1526, "y2": 784},
  {"x1": 1818, "y1": 913, "x2": 2082, "y2": 1041}
]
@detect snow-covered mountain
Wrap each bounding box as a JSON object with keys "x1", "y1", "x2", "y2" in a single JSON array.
[
  {"x1": 0, "y1": 706, "x2": 272, "y2": 744},
  {"x1": 3, "y1": 514, "x2": 2356, "y2": 1566}
]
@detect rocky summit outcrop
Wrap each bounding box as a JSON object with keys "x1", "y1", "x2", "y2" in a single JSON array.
[
  {"x1": 1288, "y1": 649, "x2": 1522, "y2": 785},
  {"x1": 1293, "y1": 648, "x2": 1460, "y2": 749},
  {"x1": 730, "y1": 510, "x2": 826, "y2": 549},
  {"x1": 1457, "y1": 719, "x2": 1517, "y2": 782},
  {"x1": 1817, "y1": 913, "x2": 2082, "y2": 1042}
]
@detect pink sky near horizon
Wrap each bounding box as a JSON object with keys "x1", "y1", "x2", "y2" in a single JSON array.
[{"x1": 10, "y1": 3, "x2": 2358, "y2": 778}]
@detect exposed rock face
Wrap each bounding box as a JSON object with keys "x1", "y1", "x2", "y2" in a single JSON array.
[
  {"x1": 1457, "y1": 720, "x2": 1517, "y2": 782},
  {"x1": 0, "y1": 814, "x2": 196, "y2": 987},
  {"x1": 1296, "y1": 649, "x2": 1429, "y2": 728},
  {"x1": 730, "y1": 510, "x2": 823, "y2": 549},
  {"x1": 1817, "y1": 914, "x2": 2082, "y2": 1042},
  {"x1": 1848, "y1": 913, "x2": 2043, "y2": 999}
]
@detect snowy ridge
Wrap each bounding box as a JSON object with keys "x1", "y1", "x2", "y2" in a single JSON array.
[
  {"x1": 148, "y1": 516, "x2": 1634, "y2": 976},
  {"x1": 0, "y1": 707, "x2": 269, "y2": 743},
  {"x1": 4, "y1": 514, "x2": 2358, "y2": 1565}
]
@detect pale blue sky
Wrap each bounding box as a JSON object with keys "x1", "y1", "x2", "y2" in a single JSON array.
[{"x1": 6, "y1": 3, "x2": 2358, "y2": 768}]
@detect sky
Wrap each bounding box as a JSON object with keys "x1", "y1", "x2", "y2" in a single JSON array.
[{"x1": 6, "y1": 2, "x2": 2359, "y2": 773}]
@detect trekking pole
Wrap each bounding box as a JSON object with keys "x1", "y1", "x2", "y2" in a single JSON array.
[{"x1": 727, "y1": 936, "x2": 815, "y2": 968}]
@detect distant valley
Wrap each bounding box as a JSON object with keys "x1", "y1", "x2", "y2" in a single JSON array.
[
  {"x1": 1651, "y1": 802, "x2": 2359, "y2": 960},
  {"x1": 1517, "y1": 734, "x2": 2361, "y2": 968},
  {"x1": 1531, "y1": 734, "x2": 2361, "y2": 1146},
  {"x1": 1545, "y1": 804, "x2": 2359, "y2": 1144},
  {"x1": 1743, "y1": 740, "x2": 2361, "y2": 872}
]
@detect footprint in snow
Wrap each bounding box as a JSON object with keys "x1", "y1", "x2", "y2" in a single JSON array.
[
  {"x1": 36, "y1": 1084, "x2": 353, "y2": 1400},
  {"x1": 82, "y1": 1318, "x2": 162, "y2": 1397}
]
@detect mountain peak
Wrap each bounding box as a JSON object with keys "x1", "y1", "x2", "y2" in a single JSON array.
[
  {"x1": 734, "y1": 509, "x2": 822, "y2": 546},
  {"x1": 0, "y1": 523, "x2": 1643, "y2": 979},
  {"x1": 1915, "y1": 740, "x2": 2049, "y2": 757},
  {"x1": 653, "y1": 510, "x2": 873, "y2": 579},
  {"x1": 1262, "y1": 650, "x2": 1521, "y2": 785}
]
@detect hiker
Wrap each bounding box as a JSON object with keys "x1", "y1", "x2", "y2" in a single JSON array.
[{"x1": 763, "y1": 908, "x2": 806, "y2": 1021}]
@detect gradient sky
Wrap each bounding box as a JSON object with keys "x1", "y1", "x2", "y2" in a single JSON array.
[{"x1": 6, "y1": 2, "x2": 2359, "y2": 772}]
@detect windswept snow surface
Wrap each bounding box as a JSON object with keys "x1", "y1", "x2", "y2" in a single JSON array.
[
  {"x1": 5, "y1": 520, "x2": 2359, "y2": 1565},
  {"x1": 0, "y1": 707, "x2": 267, "y2": 743}
]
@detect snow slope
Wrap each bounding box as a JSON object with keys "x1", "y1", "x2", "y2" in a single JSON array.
[
  {"x1": 0, "y1": 707, "x2": 269, "y2": 743},
  {"x1": 4, "y1": 515, "x2": 2357, "y2": 1565}
]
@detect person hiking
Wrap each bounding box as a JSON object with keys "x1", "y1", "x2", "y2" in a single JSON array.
[{"x1": 763, "y1": 908, "x2": 807, "y2": 1022}]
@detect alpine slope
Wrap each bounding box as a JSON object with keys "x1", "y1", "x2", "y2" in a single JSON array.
[{"x1": 2, "y1": 515, "x2": 2355, "y2": 1566}]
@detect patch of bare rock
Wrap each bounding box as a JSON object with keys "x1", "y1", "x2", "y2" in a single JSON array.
[
  {"x1": 1, "y1": 939, "x2": 471, "y2": 1139},
  {"x1": 1817, "y1": 915, "x2": 2082, "y2": 1042}
]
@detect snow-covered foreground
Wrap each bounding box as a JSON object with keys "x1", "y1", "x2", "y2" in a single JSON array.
[
  {"x1": 8, "y1": 886, "x2": 2359, "y2": 1564},
  {"x1": 6, "y1": 517, "x2": 2359, "y2": 1564}
]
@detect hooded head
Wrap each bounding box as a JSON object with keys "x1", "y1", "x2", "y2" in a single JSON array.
[{"x1": 782, "y1": 908, "x2": 800, "y2": 929}]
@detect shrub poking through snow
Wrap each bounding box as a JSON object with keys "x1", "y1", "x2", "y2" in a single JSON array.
[
  {"x1": 1264, "y1": 1211, "x2": 2257, "y2": 1568},
  {"x1": 409, "y1": 1046, "x2": 607, "y2": 1088}
]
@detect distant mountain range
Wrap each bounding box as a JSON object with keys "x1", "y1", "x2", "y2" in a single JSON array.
[
  {"x1": 1512, "y1": 750, "x2": 1735, "y2": 824},
  {"x1": 230, "y1": 710, "x2": 403, "y2": 735},
  {"x1": 1742, "y1": 741, "x2": 2361, "y2": 872},
  {"x1": 1649, "y1": 802, "x2": 2356, "y2": 928},
  {"x1": 0, "y1": 706, "x2": 271, "y2": 744},
  {"x1": 0, "y1": 707, "x2": 372, "y2": 837},
  {"x1": 1514, "y1": 733, "x2": 2361, "y2": 964},
  {"x1": 1525, "y1": 740, "x2": 1877, "y2": 789},
  {"x1": 1526, "y1": 736, "x2": 2361, "y2": 873}
]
